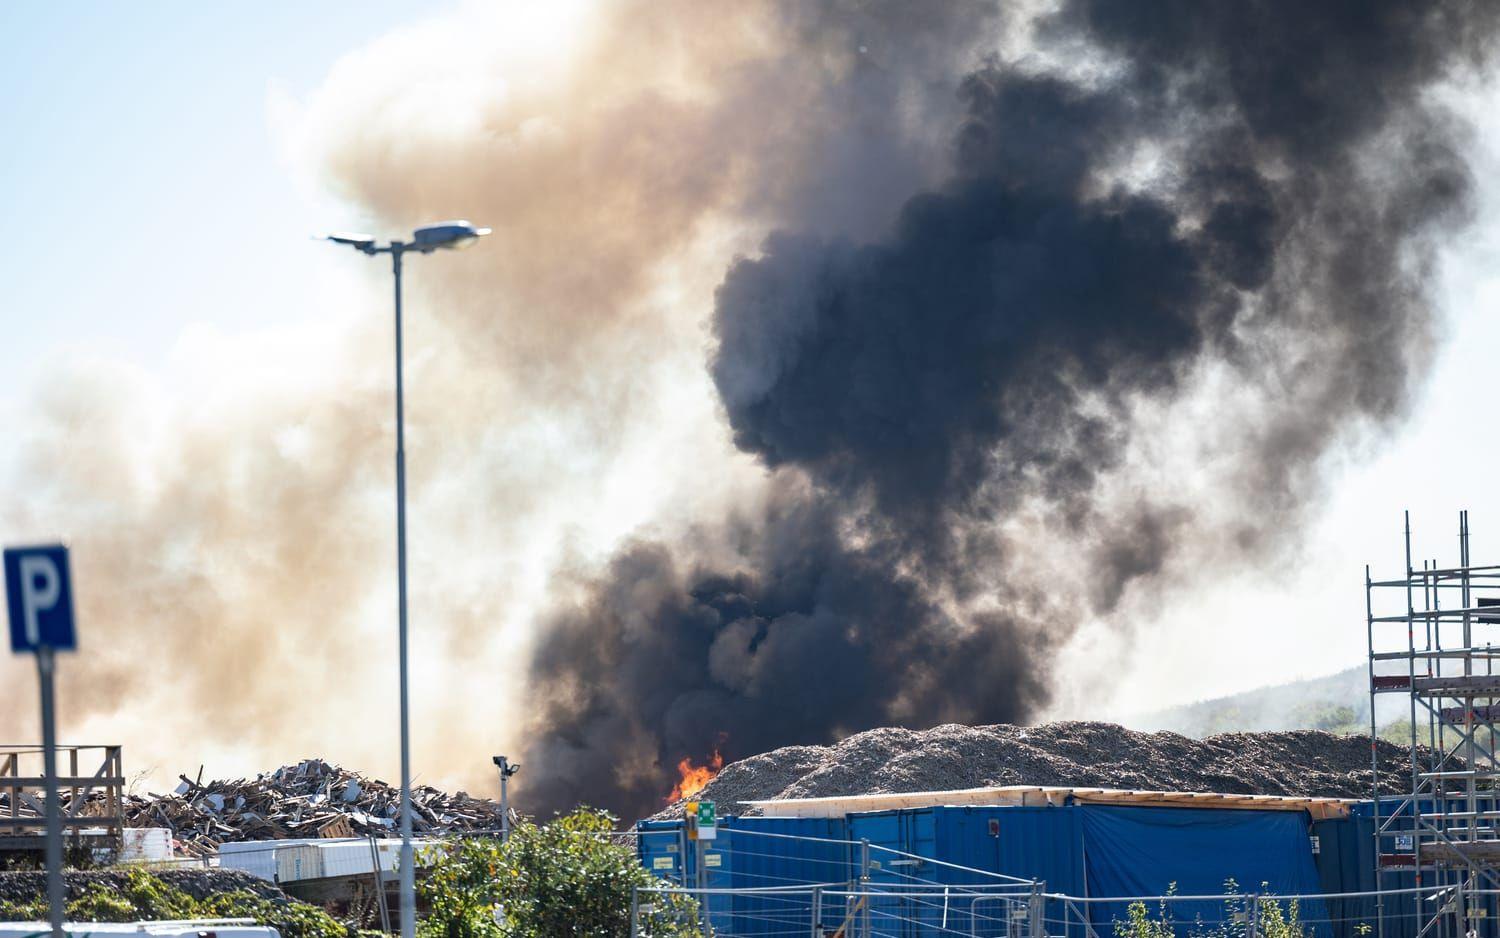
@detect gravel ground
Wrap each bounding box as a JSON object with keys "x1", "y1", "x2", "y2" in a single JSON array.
[
  {"x1": 654, "y1": 720, "x2": 1417, "y2": 820},
  {"x1": 0, "y1": 869, "x2": 287, "y2": 906}
]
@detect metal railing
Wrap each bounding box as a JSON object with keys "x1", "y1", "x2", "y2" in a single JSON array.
[
  {"x1": 631, "y1": 881, "x2": 1496, "y2": 938},
  {"x1": 631, "y1": 824, "x2": 1042, "y2": 937}
]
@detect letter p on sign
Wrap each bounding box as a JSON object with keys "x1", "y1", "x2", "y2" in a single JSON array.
[{"x1": 4, "y1": 545, "x2": 76, "y2": 653}]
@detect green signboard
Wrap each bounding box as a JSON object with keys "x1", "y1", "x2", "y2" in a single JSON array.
[{"x1": 685, "y1": 800, "x2": 717, "y2": 841}]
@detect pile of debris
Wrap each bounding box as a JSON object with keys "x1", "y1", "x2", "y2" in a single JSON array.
[
  {"x1": 655, "y1": 721, "x2": 1422, "y2": 820},
  {"x1": 116, "y1": 759, "x2": 506, "y2": 857}
]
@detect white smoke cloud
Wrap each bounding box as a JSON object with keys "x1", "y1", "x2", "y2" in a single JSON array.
[{"x1": 0, "y1": 0, "x2": 1003, "y2": 795}]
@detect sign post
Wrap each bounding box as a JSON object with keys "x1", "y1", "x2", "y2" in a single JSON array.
[
  {"x1": 685, "y1": 801, "x2": 716, "y2": 931},
  {"x1": 5, "y1": 544, "x2": 77, "y2": 938}
]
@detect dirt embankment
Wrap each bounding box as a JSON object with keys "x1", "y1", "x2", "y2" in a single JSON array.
[{"x1": 0, "y1": 868, "x2": 287, "y2": 906}]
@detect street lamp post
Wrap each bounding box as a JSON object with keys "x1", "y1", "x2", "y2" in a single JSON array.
[
  {"x1": 491, "y1": 755, "x2": 519, "y2": 842},
  {"x1": 321, "y1": 221, "x2": 490, "y2": 938}
]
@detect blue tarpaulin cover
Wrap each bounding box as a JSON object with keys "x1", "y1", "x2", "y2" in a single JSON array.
[{"x1": 1080, "y1": 805, "x2": 1331, "y2": 937}]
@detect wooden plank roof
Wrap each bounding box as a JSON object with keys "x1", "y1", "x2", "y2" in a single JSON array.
[{"x1": 742, "y1": 785, "x2": 1354, "y2": 821}]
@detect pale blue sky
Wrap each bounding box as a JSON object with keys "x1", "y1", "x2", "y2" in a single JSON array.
[
  {"x1": 0, "y1": 2, "x2": 450, "y2": 385},
  {"x1": 1, "y1": 1, "x2": 1498, "y2": 726}
]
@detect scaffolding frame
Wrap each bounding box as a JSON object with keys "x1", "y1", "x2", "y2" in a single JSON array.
[{"x1": 1369, "y1": 511, "x2": 1500, "y2": 938}]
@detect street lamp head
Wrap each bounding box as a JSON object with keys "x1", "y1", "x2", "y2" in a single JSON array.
[
  {"x1": 320, "y1": 232, "x2": 379, "y2": 254},
  {"x1": 319, "y1": 229, "x2": 378, "y2": 252},
  {"x1": 411, "y1": 220, "x2": 491, "y2": 252}
]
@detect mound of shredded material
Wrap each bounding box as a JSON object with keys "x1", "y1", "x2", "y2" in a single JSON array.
[{"x1": 655, "y1": 721, "x2": 1415, "y2": 820}]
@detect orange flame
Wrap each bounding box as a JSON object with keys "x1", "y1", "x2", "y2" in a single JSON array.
[{"x1": 666, "y1": 749, "x2": 724, "y2": 803}]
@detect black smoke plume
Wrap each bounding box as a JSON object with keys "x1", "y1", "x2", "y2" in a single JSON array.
[{"x1": 520, "y1": 0, "x2": 1498, "y2": 819}]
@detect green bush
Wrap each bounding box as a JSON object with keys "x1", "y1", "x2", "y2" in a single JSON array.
[
  {"x1": 0, "y1": 868, "x2": 373, "y2": 938},
  {"x1": 418, "y1": 808, "x2": 702, "y2": 938},
  {"x1": 1114, "y1": 897, "x2": 1178, "y2": 938},
  {"x1": 1111, "y1": 881, "x2": 1314, "y2": 938}
]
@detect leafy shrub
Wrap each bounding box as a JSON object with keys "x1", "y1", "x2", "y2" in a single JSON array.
[
  {"x1": 1114, "y1": 895, "x2": 1178, "y2": 938},
  {"x1": 1112, "y1": 881, "x2": 1312, "y2": 938},
  {"x1": 418, "y1": 808, "x2": 701, "y2": 938}
]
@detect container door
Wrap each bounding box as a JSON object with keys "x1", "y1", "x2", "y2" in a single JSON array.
[
  {"x1": 941, "y1": 809, "x2": 1013, "y2": 938},
  {"x1": 852, "y1": 810, "x2": 914, "y2": 937},
  {"x1": 636, "y1": 821, "x2": 687, "y2": 886},
  {"x1": 726, "y1": 817, "x2": 852, "y2": 936}
]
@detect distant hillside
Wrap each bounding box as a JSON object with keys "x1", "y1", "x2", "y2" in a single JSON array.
[{"x1": 1124, "y1": 665, "x2": 1402, "y2": 738}]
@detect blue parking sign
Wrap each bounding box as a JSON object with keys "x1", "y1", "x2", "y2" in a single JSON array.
[{"x1": 4, "y1": 545, "x2": 76, "y2": 653}]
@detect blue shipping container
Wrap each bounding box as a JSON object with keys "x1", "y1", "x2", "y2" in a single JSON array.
[
  {"x1": 637, "y1": 819, "x2": 688, "y2": 883},
  {"x1": 718, "y1": 816, "x2": 852, "y2": 936},
  {"x1": 1323, "y1": 798, "x2": 1500, "y2": 938},
  {"x1": 636, "y1": 815, "x2": 853, "y2": 935},
  {"x1": 849, "y1": 805, "x2": 1084, "y2": 938},
  {"x1": 849, "y1": 804, "x2": 1327, "y2": 938},
  {"x1": 642, "y1": 803, "x2": 1334, "y2": 937},
  {"x1": 1310, "y1": 814, "x2": 1419, "y2": 938}
]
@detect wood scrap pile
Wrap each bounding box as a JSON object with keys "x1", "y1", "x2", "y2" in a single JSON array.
[{"x1": 101, "y1": 759, "x2": 506, "y2": 857}]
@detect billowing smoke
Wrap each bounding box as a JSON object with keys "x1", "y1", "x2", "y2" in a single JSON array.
[
  {"x1": 0, "y1": 0, "x2": 1492, "y2": 813},
  {"x1": 520, "y1": 0, "x2": 1499, "y2": 818}
]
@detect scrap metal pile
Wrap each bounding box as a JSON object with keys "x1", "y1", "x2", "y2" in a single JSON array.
[{"x1": 114, "y1": 759, "x2": 506, "y2": 857}]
